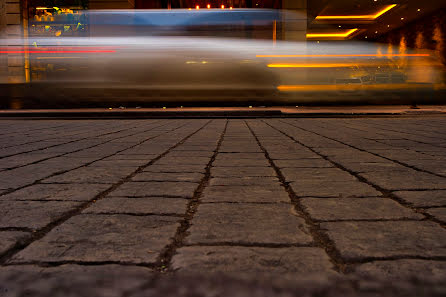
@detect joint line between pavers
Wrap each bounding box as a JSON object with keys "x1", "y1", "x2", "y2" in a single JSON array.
[
  {"x1": 272, "y1": 119, "x2": 445, "y2": 229},
  {"x1": 245, "y1": 120, "x2": 348, "y2": 274},
  {"x1": 155, "y1": 119, "x2": 228, "y2": 274},
  {"x1": 0, "y1": 120, "x2": 213, "y2": 265}
]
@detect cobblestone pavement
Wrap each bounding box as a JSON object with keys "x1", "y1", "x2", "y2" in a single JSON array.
[{"x1": 0, "y1": 118, "x2": 445, "y2": 296}]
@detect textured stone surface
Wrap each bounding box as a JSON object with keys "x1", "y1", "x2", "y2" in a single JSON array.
[
  {"x1": 426, "y1": 207, "x2": 446, "y2": 222},
  {"x1": 354, "y1": 259, "x2": 446, "y2": 282},
  {"x1": 187, "y1": 204, "x2": 312, "y2": 245},
  {"x1": 208, "y1": 177, "x2": 279, "y2": 186},
  {"x1": 83, "y1": 197, "x2": 188, "y2": 215},
  {"x1": 320, "y1": 221, "x2": 446, "y2": 260},
  {"x1": 301, "y1": 198, "x2": 423, "y2": 221},
  {"x1": 110, "y1": 182, "x2": 198, "y2": 198},
  {"x1": 281, "y1": 168, "x2": 356, "y2": 182},
  {"x1": 393, "y1": 190, "x2": 446, "y2": 207},
  {"x1": 0, "y1": 231, "x2": 30, "y2": 255},
  {"x1": 211, "y1": 167, "x2": 277, "y2": 177},
  {"x1": 359, "y1": 170, "x2": 446, "y2": 190},
  {"x1": 143, "y1": 164, "x2": 207, "y2": 173},
  {"x1": 290, "y1": 181, "x2": 381, "y2": 197},
  {"x1": 172, "y1": 246, "x2": 336, "y2": 275},
  {"x1": 132, "y1": 172, "x2": 204, "y2": 182},
  {"x1": 274, "y1": 159, "x2": 333, "y2": 168},
  {"x1": 42, "y1": 167, "x2": 135, "y2": 184},
  {"x1": 0, "y1": 201, "x2": 82, "y2": 229},
  {"x1": 0, "y1": 184, "x2": 111, "y2": 201},
  {"x1": 11, "y1": 215, "x2": 180, "y2": 264},
  {"x1": 201, "y1": 186, "x2": 288, "y2": 203}
]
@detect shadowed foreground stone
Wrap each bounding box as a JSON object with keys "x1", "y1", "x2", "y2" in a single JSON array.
[
  {"x1": 0, "y1": 184, "x2": 111, "y2": 201},
  {"x1": 301, "y1": 198, "x2": 423, "y2": 221},
  {"x1": 186, "y1": 204, "x2": 312, "y2": 245},
  {"x1": 354, "y1": 259, "x2": 446, "y2": 282},
  {"x1": 0, "y1": 201, "x2": 82, "y2": 230},
  {"x1": 83, "y1": 197, "x2": 188, "y2": 215},
  {"x1": 10, "y1": 214, "x2": 180, "y2": 264},
  {"x1": 172, "y1": 246, "x2": 337, "y2": 276},
  {"x1": 321, "y1": 221, "x2": 446, "y2": 261},
  {"x1": 0, "y1": 231, "x2": 30, "y2": 256}
]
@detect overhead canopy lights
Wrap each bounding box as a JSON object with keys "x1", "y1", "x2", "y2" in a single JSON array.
[{"x1": 316, "y1": 4, "x2": 397, "y2": 20}]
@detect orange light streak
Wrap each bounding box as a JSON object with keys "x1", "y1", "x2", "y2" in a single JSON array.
[
  {"x1": 268, "y1": 63, "x2": 353, "y2": 68},
  {"x1": 316, "y1": 4, "x2": 397, "y2": 20},
  {"x1": 257, "y1": 54, "x2": 430, "y2": 58},
  {"x1": 306, "y1": 28, "x2": 358, "y2": 38}
]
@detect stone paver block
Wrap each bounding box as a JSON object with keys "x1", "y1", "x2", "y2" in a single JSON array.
[
  {"x1": 360, "y1": 170, "x2": 446, "y2": 190},
  {"x1": 211, "y1": 167, "x2": 276, "y2": 177},
  {"x1": 393, "y1": 190, "x2": 446, "y2": 207},
  {"x1": 11, "y1": 215, "x2": 180, "y2": 264},
  {"x1": 0, "y1": 201, "x2": 82, "y2": 230},
  {"x1": 0, "y1": 231, "x2": 30, "y2": 255},
  {"x1": 0, "y1": 264, "x2": 153, "y2": 297},
  {"x1": 0, "y1": 184, "x2": 111, "y2": 201},
  {"x1": 105, "y1": 154, "x2": 159, "y2": 160},
  {"x1": 132, "y1": 172, "x2": 204, "y2": 183},
  {"x1": 281, "y1": 168, "x2": 357, "y2": 182},
  {"x1": 354, "y1": 260, "x2": 446, "y2": 282},
  {"x1": 213, "y1": 159, "x2": 270, "y2": 167},
  {"x1": 208, "y1": 177, "x2": 279, "y2": 186},
  {"x1": 215, "y1": 153, "x2": 265, "y2": 160},
  {"x1": 187, "y1": 204, "x2": 312, "y2": 245},
  {"x1": 290, "y1": 181, "x2": 381, "y2": 197},
  {"x1": 426, "y1": 208, "x2": 446, "y2": 222},
  {"x1": 274, "y1": 159, "x2": 333, "y2": 168},
  {"x1": 202, "y1": 186, "x2": 288, "y2": 203},
  {"x1": 172, "y1": 246, "x2": 336, "y2": 276},
  {"x1": 320, "y1": 221, "x2": 446, "y2": 261},
  {"x1": 110, "y1": 182, "x2": 198, "y2": 198},
  {"x1": 83, "y1": 197, "x2": 188, "y2": 215},
  {"x1": 143, "y1": 164, "x2": 206, "y2": 173},
  {"x1": 156, "y1": 157, "x2": 211, "y2": 165},
  {"x1": 340, "y1": 162, "x2": 405, "y2": 173},
  {"x1": 91, "y1": 160, "x2": 148, "y2": 167},
  {"x1": 301, "y1": 198, "x2": 423, "y2": 221},
  {"x1": 42, "y1": 167, "x2": 135, "y2": 184}
]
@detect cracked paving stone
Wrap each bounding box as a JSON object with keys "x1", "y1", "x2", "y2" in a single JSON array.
[
  {"x1": 109, "y1": 182, "x2": 198, "y2": 198},
  {"x1": 167, "y1": 151, "x2": 214, "y2": 157},
  {"x1": 290, "y1": 181, "x2": 381, "y2": 198},
  {"x1": 0, "y1": 201, "x2": 82, "y2": 230},
  {"x1": 201, "y1": 186, "x2": 288, "y2": 203},
  {"x1": 274, "y1": 159, "x2": 333, "y2": 168},
  {"x1": 281, "y1": 168, "x2": 357, "y2": 182},
  {"x1": 143, "y1": 164, "x2": 206, "y2": 173},
  {"x1": 0, "y1": 231, "x2": 30, "y2": 255},
  {"x1": 90, "y1": 159, "x2": 149, "y2": 167},
  {"x1": 354, "y1": 260, "x2": 446, "y2": 282},
  {"x1": 301, "y1": 198, "x2": 423, "y2": 221},
  {"x1": 339, "y1": 162, "x2": 405, "y2": 173},
  {"x1": 208, "y1": 177, "x2": 279, "y2": 186},
  {"x1": 42, "y1": 167, "x2": 136, "y2": 184},
  {"x1": 359, "y1": 170, "x2": 446, "y2": 190},
  {"x1": 392, "y1": 190, "x2": 446, "y2": 207},
  {"x1": 83, "y1": 197, "x2": 188, "y2": 215},
  {"x1": 186, "y1": 204, "x2": 312, "y2": 245},
  {"x1": 10, "y1": 214, "x2": 180, "y2": 264},
  {"x1": 172, "y1": 246, "x2": 337, "y2": 276},
  {"x1": 0, "y1": 184, "x2": 111, "y2": 201},
  {"x1": 0, "y1": 264, "x2": 154, "y2": 297},
  {"x1": 425, "y1": 208, "x2": 446, "y2": 222},
  {"x1": 211, "y1": 167, "x2": 276, "y2": 177},
  {"x1": 320, "y1": 221, "x2": 446, "y2": 261},
  {"x1": 132, "y1": 172, "x2": 204, "y2": 183},
  {"x1": 106, "y1": 154, "x2": 159, "y2": 160}
]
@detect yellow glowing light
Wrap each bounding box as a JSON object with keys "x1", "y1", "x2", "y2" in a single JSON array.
[
  {"x1": 316, "y1": 4, "x2": 397, "y2": 20},
  {"x1": 196, "y1": 5, "x2": 200, "y2": 9},
  {"x1": 221, "y1": 5, "x2": 225, "y2": 9},
  {"x1": 306, "y1": 28, "x2": 358, "y2": 38},
  {"x1": 268, "y1": 63, "x2": 354, "y2": 68},
  {"x1": 207, "y1": 4, "x2": 211, "y2": 8},
  {"x1": 230, "y1": 7, "x2": 233, "y2": 10},
  {"x1": 277, "y1": 84, "x2": 432, "y2": 92},
  {"x1": 256, "y1": 54, "x2": 430, "y2": 58}
]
